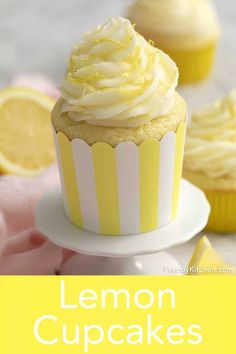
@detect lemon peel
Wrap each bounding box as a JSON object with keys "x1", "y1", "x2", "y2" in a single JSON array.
[
  {"x1": 95, "y1": 37, "x2": 126, "y2": 47},
  {"x1": 148, "y1": 39, "x2": 155, "y2": 46}
]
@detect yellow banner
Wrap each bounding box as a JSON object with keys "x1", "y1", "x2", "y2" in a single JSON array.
[{"x1": 0, "y1": 276, "x2": 235, "y2": 353}]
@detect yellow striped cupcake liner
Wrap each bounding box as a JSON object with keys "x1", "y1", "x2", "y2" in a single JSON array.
[
  {"x1": 53, "y1": 122, "x2": 186, "y2": 236},
  {"x1": 205, "y1": 190, "x2": 236, "y2": 233}
]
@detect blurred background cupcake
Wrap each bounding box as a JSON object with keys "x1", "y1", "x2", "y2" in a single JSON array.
[
  {"x1": 128, "y1": 0, "x2": 221, "y2": 84},
  {"x1": 184, "y1": 91, "x2": 236, "y2": 233},
  {"x1": 52, "y1": 17, "x2": 187, "y2": 236}
]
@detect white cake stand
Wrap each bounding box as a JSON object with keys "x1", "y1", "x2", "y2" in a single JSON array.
[{"x1": 35, "y1": 179, "x2": 210, "y2": 275}]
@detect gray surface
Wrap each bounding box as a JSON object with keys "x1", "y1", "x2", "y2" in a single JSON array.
[{"x1": 0, "y1": 0, "x2": 235, "y2": 266}]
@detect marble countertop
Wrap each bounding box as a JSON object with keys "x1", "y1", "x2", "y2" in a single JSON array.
[{"x1": 0, "y1": 0, "x2": 235, "y2": 266}]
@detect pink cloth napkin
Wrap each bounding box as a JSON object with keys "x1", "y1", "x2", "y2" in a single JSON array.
[
  {"x1": 0, "y1": 165, "x2": 59, "y2": 240},
  {"x1": 0, "y1": 229, "x2": 63, "y2": 275},
  {"x1": 12, "y1": 74, "x2": 60, "y2": 99},
  {"x1": 0, "y1": 165, "x2": 67, "y2": 274},
  {"x1": 0, "y1": 164, "x2": 77, "y2": 275}
]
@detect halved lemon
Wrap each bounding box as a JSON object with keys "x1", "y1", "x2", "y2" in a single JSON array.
[
  {"x1": 188, "y1": 236, "x2": 236, "y2": 275},
  {"x1": 0, "y1": 87, "x2": 56, "y2": 176}
]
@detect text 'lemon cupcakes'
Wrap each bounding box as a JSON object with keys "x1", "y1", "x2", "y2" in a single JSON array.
[
  {"x1": 184, "y1": 91, "x2": 236, "y2": 233},
  {"x1": 128, "y1": 0, "x2": 221, "y2": 84},
  {"x1": 52, "y1": 17, "x2": 187, "y2": 236}
]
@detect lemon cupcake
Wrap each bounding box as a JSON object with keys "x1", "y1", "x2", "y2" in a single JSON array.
[
  {"x1": 128, "y1": 0, "x2": 221, "y2": 84},
  {"x1": 52, "y1": 17, "x2": 187, "y2": 236},
  {"x1": 184, "y1": 91, "x2": 236, "y2": 233}
]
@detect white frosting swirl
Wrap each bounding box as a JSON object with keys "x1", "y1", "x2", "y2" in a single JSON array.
[
  {"x1": 184, "y1": 91, "x2": 236, "y2": 178},
  {"x1": 129, "y1": 0, "x2": 221, "y2": 48},
  {"x1": 60, "y1": 17, "x2": 178, "y2": 127}
]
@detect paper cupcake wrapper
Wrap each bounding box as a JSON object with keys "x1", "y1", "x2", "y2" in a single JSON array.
[
  {"x1": 205, "y1": 190, "x2": 236, "y2": 233},
  {"x1": 161, "y1": 42, "x2": 217, "y2": 84},
  {"x1": 53, "y1": 122, "x2": 186, "y2": 236}
]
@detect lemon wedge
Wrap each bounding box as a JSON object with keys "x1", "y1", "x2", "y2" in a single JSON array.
[
  {"x1": 188, "y1": 236, "x2": 236, "y2": 275},
  {"x1": 0, "y1": 87, "x2": 56, "y2": 176}
]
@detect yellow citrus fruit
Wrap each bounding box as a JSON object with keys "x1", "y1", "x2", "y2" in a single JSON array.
[
  {"x1": 0, "y1": 87, "x2": 56, "y2": 176},
  {"x1": 188, "y1": 236, "x2": 236, "y2": 275}
]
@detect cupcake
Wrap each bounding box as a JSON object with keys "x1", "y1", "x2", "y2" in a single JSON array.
[
  {"x1": 52, "y1": 17, "x2": 187, "y2": 236},
  {"x1": 128, "y1": 0, "x2": 221, "y2": 84},
  {"x1": 184, "y1": 91, "x2": 236, "y2": 233}
]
